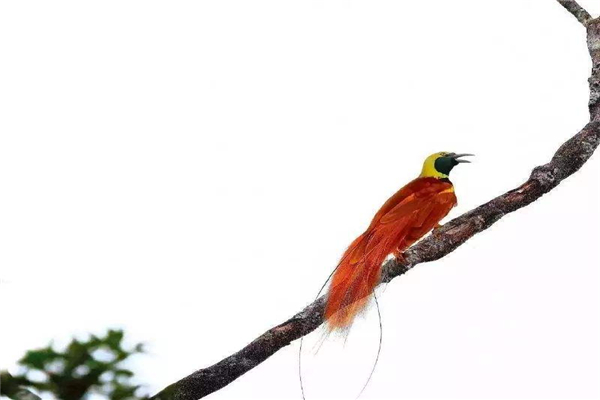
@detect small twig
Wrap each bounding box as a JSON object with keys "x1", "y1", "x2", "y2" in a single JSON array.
[{"x1": 556, "y1": 0, "x2": 593, "y2": 25}]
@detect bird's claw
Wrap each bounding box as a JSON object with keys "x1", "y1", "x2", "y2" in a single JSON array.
[
  {"x1": 432, "y1": 223, "x2": 444, "y2": 236},
  {"x1": 393, "y1": 251, "x2": 407, "y2": 265}
]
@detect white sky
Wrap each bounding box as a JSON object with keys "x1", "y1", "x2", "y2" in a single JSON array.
[{"x1": 1, "y1": 1, "x2": 599, "y2": 399}]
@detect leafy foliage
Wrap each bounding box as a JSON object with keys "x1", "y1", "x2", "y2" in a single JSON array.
[{"x1": 2, "y1": 329, "x2": 146, "y2": 400}]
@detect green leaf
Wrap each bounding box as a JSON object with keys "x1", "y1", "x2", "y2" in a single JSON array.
[{"x1": 19, "y1": 348, "x2": 61, "y2": 370}]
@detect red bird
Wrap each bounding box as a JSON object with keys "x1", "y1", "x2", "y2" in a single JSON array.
[{"x1": 324, "y1": 152, "x2": 472, "y2": 332}]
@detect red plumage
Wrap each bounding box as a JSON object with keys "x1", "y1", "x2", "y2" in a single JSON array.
[{"x1": 324, "y1": 177, "x2": 457, "y2": 332}]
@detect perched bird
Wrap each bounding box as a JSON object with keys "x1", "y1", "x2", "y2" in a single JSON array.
[{"x1": 324, "y1": 152, "x2": 472, "y2": 332}]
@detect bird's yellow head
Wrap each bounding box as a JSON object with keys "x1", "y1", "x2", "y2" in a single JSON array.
[{"x1": 420, "y1": 152, "x2": 473, "y2": 179}]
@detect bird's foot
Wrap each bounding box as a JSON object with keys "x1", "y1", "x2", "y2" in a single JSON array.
[{"x1": 393, "y1": 251, "x2": 407, "y2": 265}]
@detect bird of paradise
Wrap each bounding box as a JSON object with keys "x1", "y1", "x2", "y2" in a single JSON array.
[
  {"x1": 324, "y1": 151, "x2": 472, "y2": 331},
  {"x1": 299, "y1": 152, "x2": 472, "y2": 399}
]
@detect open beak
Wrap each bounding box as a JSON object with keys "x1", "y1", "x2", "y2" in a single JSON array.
[{"x1": 448, "y1": 153, "x2": 474, "y2": 164}]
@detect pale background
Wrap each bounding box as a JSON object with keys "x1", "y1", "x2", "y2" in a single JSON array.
[{"x1": 1, "y1": 0, "x2": 599, "y2": 399}]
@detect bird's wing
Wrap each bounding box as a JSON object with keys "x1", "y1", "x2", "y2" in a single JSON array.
[
  {"x1": 362, "y1": 181, "x2": 456, "y2": 260},
  {"x1": 377, "y1": 180, "x2": 454, "y2": 225}
]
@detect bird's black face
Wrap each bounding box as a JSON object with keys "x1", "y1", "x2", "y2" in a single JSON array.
[{"x1": 434, "y1": 153, "x2": 473, "y2": 176}]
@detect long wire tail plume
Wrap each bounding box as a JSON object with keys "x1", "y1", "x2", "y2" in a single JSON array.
[
  {"x1": 299, "y1": 231, "x2": 385, "y2": 399},
  {"x1": 298, "y1": 285, "x2": 383, "y2": 400},
  {"x1": 356, "y1": 292, "x2": 383, "y2": 400},
  {"x1": 299, "y1": 266, "x2": 338, "y2": 400}
]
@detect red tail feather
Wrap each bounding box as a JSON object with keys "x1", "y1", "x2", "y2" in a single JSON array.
[{"x1": 324, "y1": 233, "x2": 383, "y2": 332}]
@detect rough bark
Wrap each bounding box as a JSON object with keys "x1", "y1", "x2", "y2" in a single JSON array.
[
  {"x1": 150, "y1": 2, "x2": 600, "y2": 399},
  {"x1": 557, "y1": 0, "x2": 593, "y2": 25}
]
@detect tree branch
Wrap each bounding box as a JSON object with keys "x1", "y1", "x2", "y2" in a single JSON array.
[
  {"x1": 556, "y1": 0, "x2": 593, "y2": 26},
  {"x1": 150, "y1": 5, "x2": 600, "y2": 400},
  {"x1": 151, "y1": 121, "x2": 600, "y2": 400}
]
